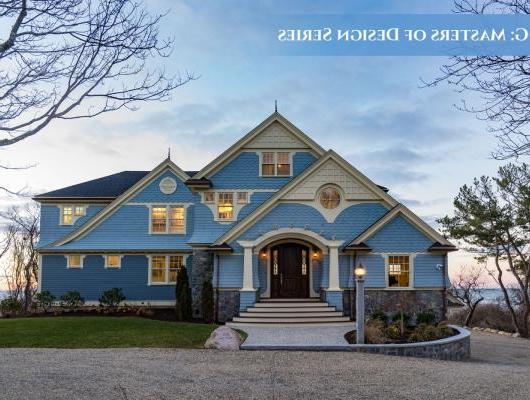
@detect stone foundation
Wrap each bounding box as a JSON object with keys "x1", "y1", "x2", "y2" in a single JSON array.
[
  {"x1": 340, "y1": 289, "x2": 446, "y2": 321},
  {"x1": 215, "y1": 290, "x2": 240, "y2": 323},
  {"x1": 365, "y1": 289, "x2": 446, "y2": 322},
  {"x1": 190, "y1": 249, "x2": 214, "y2": 318}
]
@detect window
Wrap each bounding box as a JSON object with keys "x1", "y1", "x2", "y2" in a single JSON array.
[
  {"x1": 262, "y1": 152, "x2": 275, "y2": 176},
  {"x1": 319, "y1": 187, "x2": 341, "y2": 209},
  {"x1": 301, "y1": 249, "x2": 307, "y2": 275},
  {"x1": 261, "y1": 152, "x2": 291, "y2": 176},
  {"x1": 277, "y1": 152, "x2": 290, "y2": 176},
  {"x1": 237, "y1": 192, "x2": 248, "y2": 204},
  {"x1": 67, "y1": 255, "x2": 82, "y2": 269},
  {"x1": 388, "y1": 255, "x2": 410, "y2": 288},
  {"x1": 150, "y1": 206, "x2": 185, "y2": 234},
  {"x1": 204, "y1": 192, "x2": 215, "y2": 203},
  {"x1": 61, "y1": 206, "x2": 73, "y2": 225},
  {"x1": 217, "y1": 192, "x2": 234, "y2": 220},
  {"x1": 60, "y1": 205, "x2": 86, "y2": 225},
  {"x1": 272, "y1": 249, "x2": 278, "y2": 275},
  {"x1": 150, "y1": 255, "x2": 185, "y2": 284},
  {"x1": 106, "y1": 255, "x2": 121, "y2": 269}
]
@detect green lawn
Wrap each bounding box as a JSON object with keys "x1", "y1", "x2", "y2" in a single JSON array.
[{"x1": 0, "y1": 316, "x2": 217, "y2": 348}]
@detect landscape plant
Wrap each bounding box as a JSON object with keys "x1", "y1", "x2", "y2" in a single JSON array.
[
  {"x1": 0, "y1": 296, "x2": 23, "y2": 315},
  {"x1": 35, "y1": 290, "x2": 56, "y2": 313},
  {"x1": 175, "y1": 267, "x2": 192, "y2": 321},
  {"x1": 201, "y1": 280, "x2": 214, "y2": 323},
  {"x1": 60, "y1": 290, "x2": 85, "y2": 311},
  {"x1": 99, "y1": 288, "x2": 126, "y2": 310}
]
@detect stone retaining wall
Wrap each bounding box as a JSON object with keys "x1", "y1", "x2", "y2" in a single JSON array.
[{"x1": 349, "y1": 325, "x2": 470, "y2": 361}]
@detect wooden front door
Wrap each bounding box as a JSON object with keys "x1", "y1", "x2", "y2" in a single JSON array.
[{"x1": 270, "y1": 243, "x2": 310, "y2": 298}]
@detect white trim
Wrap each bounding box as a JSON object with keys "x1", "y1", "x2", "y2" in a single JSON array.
[
  {"x1": 147, "y1": 254, "x2": 189, "y2": 286},
  {"x1": 351, "y1": 204, "x2": 453, "y2": 247},
  {"x1": 215, "y1": 150, "x2": 397, "y2": 245},
  {"x1": 193, "y1": 113, "x2": 326, "y2": 179},
  {"x1": 104, "y1": 254, "x2": 122, "y2": 269},
  {"x1": 37, "y1": 254, "x2": 42, "y2": 293},
  {"x1": 383, "y1": 253, "x2": 416, "y2": 289},
  {"x1": 147, "y1": 203, "x2": 190, "y2": 235},
  {"x1": 238, "y1": 227, "x2": 343, "y2": 250},
  {"x1": 54, "y1": 159, "x2": 191, "y2": 246},
  {"x1": 66, "y1": 254, "x2": 84, "y2": 269},
  {"x1": 200, "y1": 190, "x2": 277, "y2": 223}
]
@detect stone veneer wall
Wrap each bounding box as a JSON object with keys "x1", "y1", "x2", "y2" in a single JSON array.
[
  {"x1": 350, "y1": 325, "x2": 470, "y2": 361},
  {"x1": 215, "y1": 290, "x2": 240, "y2": 323},
  {"x1": 190, "y1": 249, "x2": 214, "y2": 318}
]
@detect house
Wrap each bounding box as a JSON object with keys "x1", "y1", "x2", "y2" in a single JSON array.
[{"x1": 34, "y1": 112, "x2": 456, "y2": 323}]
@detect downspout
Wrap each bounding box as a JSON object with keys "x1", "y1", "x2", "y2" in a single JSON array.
[
  {"x1": 442, "y1": 253, "x2": 448, "y2": 321},
  {"x1": 214, "y1": 254, "x2": 220, "y2": 323}
]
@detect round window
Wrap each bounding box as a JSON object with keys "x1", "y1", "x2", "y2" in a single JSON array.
[
  {"x1": 159, "y1": 177, "x2": 177, "y2": 194},
  {"x1": 319, "y1": 187, "x2": 341, "y2": 209}
]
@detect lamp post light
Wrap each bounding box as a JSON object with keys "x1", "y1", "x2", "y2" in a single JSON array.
[{"x1": 354, "y1": 263, "x2": 367, "y2": 344}]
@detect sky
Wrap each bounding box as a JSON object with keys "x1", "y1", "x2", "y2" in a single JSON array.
[{"x1": 0, "y1": 0, "x2": 510, "y2": 284}]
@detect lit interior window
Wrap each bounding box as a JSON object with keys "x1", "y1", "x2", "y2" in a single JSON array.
[
  {"x1": 388, "y1": 255, "x2": 410, "y2": 287},
  {"x1": 262, "y1": 152, "x2": 275, "y2": 176},
  {"x1": 151, "y1": 207, "x2": 167, "y2": 233},
  {"x1": 62, "y1": 206, "x2": 73, "y2": 225},
  {"x1": 217, "y1": 192, "x2": 234, "y2": 220},
  {"x1": 169, "y1": 207, "x2": 184, "y2": 233},
  {"x1": 151, "y1": 256, "x2": 167, "y2": 283},
  {"x1": 204, "y1": 192, "x2": 215, "y2": 203},
  {"x1": 237, "y1": 192, "x2": 248, "y2": 204},
  {"x1": 106, "y1": 255, "x2": 120, "y2": 268},
  {"x1": 319, "y1": 187, "x2": 341, "y2": 209},
  {"x1": 276, "y1": 152, "x2": 290, "y2": 176},
  {"x1": 68, "y1": 255, "x2": 81, "y2": 268},
  {"x1": 74, "y1": 206, "x2": 86, "y2": 216},
  {"x1": 169, "y1": 255, "x2": 184, "y2": 283}
]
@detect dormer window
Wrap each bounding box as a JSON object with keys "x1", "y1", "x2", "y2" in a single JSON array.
[
  {"x1": 60, "y1": 205, "x2": 86, "y2": 225},
  {"x1": 218, "y1": 192, "x2": 234, "y2": 220},
  {"x1": 261, "y1": 152, "x2": 291, "y2": 176}
]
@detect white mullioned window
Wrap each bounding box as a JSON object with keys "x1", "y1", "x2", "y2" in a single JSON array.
[
  {"x1": 237, "y1": 192, "x2": 248, "y2": 204},
  {"x1": 60, "y1": 205, "x2": 86, "y2": 225},
  {"x1": 149, "y1": 255, "x2": 185, "y2": 285},
  {"x1": 387, "y1": 255, "x2": 411, "y2": 288},
  {"x1": 204, "y1": 192, "x2": 215, "y2": 203},
  {"x1": 105, "y1": 255, "x2": 121, "y2": 269},
  {"x1": 150, "y1": 205, "x2": 185, "y2": 234},
  {"x1": 217, "y1": 192, "x2": 234, "y2": 220},
  {"x1": 261, "y1": 152, "x2": 291, "y2": 176},
  {"x1": 67, "y1": 255, "x2": 83, "y2": 269}
]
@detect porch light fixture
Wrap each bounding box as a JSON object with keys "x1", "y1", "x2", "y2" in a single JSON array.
[
  {"x1": 354, "y1": 264, "x2": 366, "y2": 279},
  {"x1": 312, "y1": 249, "x2": 319, "y2": 258},
  {"x1": 260, "y1": 250, "x2": 267, "y2": 258},
  {"x1": 355, "y1": 263, "x2": 366, "y2": 344}
]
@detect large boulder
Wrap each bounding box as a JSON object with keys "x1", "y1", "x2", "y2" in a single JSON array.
[{"x1": 204, "y1": 326, "x2": 244, "y2": 350}]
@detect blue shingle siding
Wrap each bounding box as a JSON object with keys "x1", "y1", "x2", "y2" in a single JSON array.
[
  {"x1": 258, "y1": 256, "x2": 268, "y2": 296},
  {"x1": 312, "y1": 258, "x2": 322, "y2": 293},
  {"x1": 240, "y1": 290, "x2": 257, "y2": 311},
  {"x1": 231, "y1": 202, "x2": 389, "y2": 252},
  {"x1": 325, "y1": 290, "x2": 343, "y2": 311},
  {"x1": 320, "y1": 254, "x2": 330, "y2": 289},
  {"x1": 41, "y1": 254, "x2": 191, "y2": 301},
  {"x1": 414, "y1": 254, "x2": 445, "y2": 287},
  {"x1": 38, "y1": 204, "x2": 106, "y2": 247},
  {"x1": 209, "y1": 151, "x2": 317, "y2": 189},
  {"x1": 366, "y1": 215, "x2": 434, "y2": 253},
  {"x1": 129, "y1": 170, "x2": 197, "y2": 203},
  {"x1": 339, "y1": 255, "x2": 351, "y2": 288},
  {"x1": 359, "y1": 254, "x2": 386, "y2": 288},
  {"x1": 214, "y1": 255, "x2": 243, "y2": 288}
]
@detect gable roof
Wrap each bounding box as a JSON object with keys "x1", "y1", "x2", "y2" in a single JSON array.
[
  {"x1": 193, "y1": 112, "x2": 326, "y2": 179},
  {"x1": 214, "y1": 150, "x2": 398, "y2": 245},
  {"x1": 52, "y1": 158, "x2": 192, "y2": 246},
  {"x1": 34, "y1": 170, "x2": 198, "y2": 201},
  {"x1": 346, "y1": 204, "x2": 454, "y2": 248}
]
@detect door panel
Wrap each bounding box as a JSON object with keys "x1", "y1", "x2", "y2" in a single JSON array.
[{"x1": 270, "y1": 243, "x2": 309, "y2": 298}]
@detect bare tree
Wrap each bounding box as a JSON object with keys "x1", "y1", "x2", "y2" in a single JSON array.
[
  {"x1": 427, "y1": 0, "x2": 530, "y2": 159},
  {"x1": 0, "y1": 203, "x2": 39, "y2": 312},
  {"x1": 451, "y1": 265, "x2": 485, "y2": 326},
  {"x1": 0, "y1": 0, "x2": 194, "y2": 149}
]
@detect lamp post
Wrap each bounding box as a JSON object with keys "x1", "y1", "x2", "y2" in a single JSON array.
[{"x1": 354, "y1": 263, "x2": 366, "y2": 344}]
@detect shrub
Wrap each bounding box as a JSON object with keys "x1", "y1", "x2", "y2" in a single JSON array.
[
  {"x1": 385, "y1": 322, "x2": 403, "y2": 340},
  {"x1": 365, "y1": 319, "x2": 386, "y2": 344},
  {"x1": 392, "y1": 311, "x2": 411, "y2": 326},
  {"x1": 175, "y1": 266, "x2": 192, "y2": 321},
  {"x1": 0, "y1": 297, "x2": 23, "y2": 315},
  {"x1": 99, "y1": 288, "x2": 126, "y2": 309},
  {"x1": 417, "y1": 310, "x2": 436, "y2": 325},
  {"x1": 370, "y1": 310, "x2": 387, "y2": 324},
  {"x1": 449, "y1": 303, "x2": 517, "y2": 332},
  {"x1": 60, "y1": 290, "x2": 85, "y2": 311},
  {"x1": 409, "y1": 323, "x2": 454, "y2": 343},
  {"x1": 35, "y1": 291, "x2": 56, "y2": 313},
  {"x1": 201, "y1": 280, "x2": 214, "y2": 323}
]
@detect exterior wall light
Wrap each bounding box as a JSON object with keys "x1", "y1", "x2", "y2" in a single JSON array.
[{"x1": 260, "y1": 250, "x2": 267, "y2": 258}]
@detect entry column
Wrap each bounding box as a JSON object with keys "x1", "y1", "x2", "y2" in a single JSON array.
[
  {"x1": 239, "y1": 242, "x2": 258, "y2": 311},
  {"x1": 325, "y1": 243, "x2": 344, "y2": 311}
]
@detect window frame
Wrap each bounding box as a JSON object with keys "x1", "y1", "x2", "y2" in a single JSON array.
[
  {"x1": 259, "y1": 151, "x2": 292, "y2": 177},
  {"x1": 204, "y1": 191, "x2": 215, "y2": 204},
  {"x1": 217, "y1": 192, "x2": 234, "y2": 221},
  {"x1": 237, "y1": 191, "x2": 248, "y2": 204},
  {"x1": 105, "y1": 255, "x2": 122, "y2": 269},
  {"x1": 66, "y1": 254, "x2": 83, "y2": 269},
  {"x1": 385, "y1": 254, "x2": 413, "y2": 289},
  {"x1": 148, "y1": 254, "x2": 187, "y2": 285},
  {"x1": 59, "y1": 205, "x2": 87, "y2": 225},
  {"x1": 149, "y1": 204, "x2": 186, "y2": 235}
]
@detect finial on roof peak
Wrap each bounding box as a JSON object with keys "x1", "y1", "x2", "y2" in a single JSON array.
[
  {"x1": 274, "y1": 100, "x2": 278, "y2": 113},
  {"x1": 167, "y1": 147, "x2": 171, "y2": 160}
]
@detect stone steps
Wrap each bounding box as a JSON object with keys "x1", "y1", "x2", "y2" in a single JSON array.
[{"x1": 230, "y1": 298, "x2": 349, "y2": 324}]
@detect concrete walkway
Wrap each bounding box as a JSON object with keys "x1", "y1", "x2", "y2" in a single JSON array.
[{"x1": 228, "y1": 322, "x2": 356, "y2": 349}]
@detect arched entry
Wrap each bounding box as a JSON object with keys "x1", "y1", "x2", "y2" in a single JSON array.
[{"x1": 270, "y1": 242, "x2": 310, "y2": 298}]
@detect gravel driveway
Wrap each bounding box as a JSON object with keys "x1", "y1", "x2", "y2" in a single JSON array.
[{"x1": 0, "y1": 331, "x2": 528, "y2": 400}]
